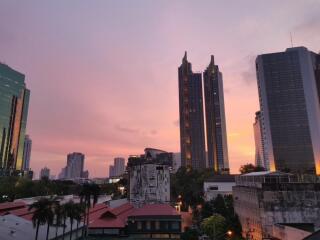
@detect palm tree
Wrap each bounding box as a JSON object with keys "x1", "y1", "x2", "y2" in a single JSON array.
[
  {"x1": 29, "y1": 198, "x2": 54, "y2": 240},
  {"x1": 53, "y1": 202, "x2": 63, "y2": 238},
  {"x1": 79, "y1": 183, "x2": 100, "y2": 237},
  {"x1": 75, "y1": 202, "x2": 86, "y2": 239},
  {"x1": 61, "y1": 203, "x2": 68, "y2": 240}
]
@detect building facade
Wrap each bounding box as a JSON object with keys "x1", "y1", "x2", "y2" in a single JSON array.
[
  {"x1": 233, "y1": 171, "x2": 320, "y2": 240},
  {"x1": 22, "y1": 134, "x2": 32, "y2": 171},
  {"x1": 39, "y1": 167, "x2": 50, "y2": 179},
  {"x1": 128, "y1": 149, "x2": 171, "y2": 207},
  {"x1": 0, "y1": 63, "x2": 30, "y2": 176},
  {"x1": 178, "y1": 52, "x2": 206, "y2": 169},
  {"x1": 203, "y1": 175, "x2": 236, "y2": 201},
  {"x1": 256, "y1": 47, "x2": 320, "y2": 174},
  {"x1": 65, "y1": 152, "x2": 85, "y2": 179},
  {"x1": 203, "y1": 55, "x2": 229, "y2": 173},
  {"x1": 253, "y1": 111, "x2": 266, "y2": 168}
]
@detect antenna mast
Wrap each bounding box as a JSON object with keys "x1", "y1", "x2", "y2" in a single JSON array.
[{"x1": 290, "y1": 32, "x2": 293, "y2": 48}]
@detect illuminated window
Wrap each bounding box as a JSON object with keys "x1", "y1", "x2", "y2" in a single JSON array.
[{"x1": 137, "y1": 221, "x2": 142, "y2": 230}]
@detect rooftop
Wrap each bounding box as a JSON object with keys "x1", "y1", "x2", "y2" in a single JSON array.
[{"x1": 205, "y1": 174, "x2": 237, "y2": 183}]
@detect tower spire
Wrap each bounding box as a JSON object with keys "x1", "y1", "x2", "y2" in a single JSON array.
[{"x1": 183, "y1": 51, "x2": 187, "y2": 62}]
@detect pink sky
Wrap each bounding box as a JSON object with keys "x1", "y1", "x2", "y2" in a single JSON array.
[{"x1": 0, "y1": 1, "x2": 319, "y2": 178}]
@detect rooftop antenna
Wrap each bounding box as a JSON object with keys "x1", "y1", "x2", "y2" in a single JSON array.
[{"x1": 290, "y1": 32, "x2": 294, "y2": 48}]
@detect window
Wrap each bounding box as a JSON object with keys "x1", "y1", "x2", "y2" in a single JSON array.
[
  {"x1": 137, "y1": 221, "x2": 142, "y2": 230},
  {"x1": 155, "y1": 221, "x2": 160, "y2": 230},
  {"x1": 171, "y1": 221, "x2": 180, "y2": 230},
  {"x1": 146, "y1": 221, "x2": 151, "y2": 230}
]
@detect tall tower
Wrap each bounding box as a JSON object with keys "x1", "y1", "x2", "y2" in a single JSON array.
[
  {"x1": 22, "y1": 134, "x2": 32, "y2": 170},
  {"x1": 256, "y1": 47, "x2": 320, "y2": 174},
  {"x1": 66, "y1": 152, "x2": 85, "y2": 179},
  {"x1": 114, "y1": 157, "x2": 125, "y2": 176},
  {"x1": 178, "y1": 52, "x2": 206, "y2": 169},
  {"x1": 203, "y1": 56, "x2": 229, "y2": 173},
  {"x1": 0, "y1": 63, "x2": 30, "y2": 175},
  {"x1": 253, "y1": 111, "x2": 266, "y2": 168}
]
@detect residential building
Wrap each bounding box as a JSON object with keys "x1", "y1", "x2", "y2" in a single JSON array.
[
  {"x1": 203, "y1": 174, "x2": 236, "y2": 201},
  {"x1": 127, "y1": 148, "x2": 171, "y2": 207},
  {"x1": 88, "y1": 202, "x2": 181, "y2": 239},
  {"x1": 114, "y1": 157, "x2": 125, "y2": 176},
  {"x1": 253, "y1": 111, "x2": 266, "y2": 168},
  {"x1": 58, "y1": 167, "x2": 67, "y2": 179},
  {"x1": 22, "y1": 134, "x2": 32, "y2": 171},
  {"x1": 39, "y1": 167, "x2": 50, "y2": 179},
  {"x1": 203, "y1": 55, "x2": 229, "y2": 173},
  {"x1": 172, "y1": 152, "x2": 181, "y2": 173},
  {"x1": 0, "y1": 63, "x2": 30, "y2": 176},
  {"x1": 178, "y1": 52, "x2": 206, "y2": 169},
  {"x1": 256, "y1": 47, "x2": 320, "y2": 173},
  {"x1": 233, "y1": 171, "x2": 320, "y2": 240},
  {"x1": 109, "y1": 165, "x2": 115, "y2": 178}
]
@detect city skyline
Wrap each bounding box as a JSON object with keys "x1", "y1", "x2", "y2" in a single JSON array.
[{"x1": 0, "y1": 1, "x2": 319, "y2": 177}]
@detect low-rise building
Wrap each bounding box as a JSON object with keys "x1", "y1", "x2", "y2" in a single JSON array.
[
  {"x1": 203, "y1": 174, "x2": 236, "y2": 201},
  {"x1": 233, "y1": 171, "x2": 320, "y2": 240}
]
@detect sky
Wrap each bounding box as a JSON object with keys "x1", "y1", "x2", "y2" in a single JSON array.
[{"x1": 0, "y1": 0, "x2": 319, "y2": 178}]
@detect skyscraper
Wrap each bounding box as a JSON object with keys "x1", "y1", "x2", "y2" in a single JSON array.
[
  {"x1": 256, "y1": 47, "x2": 320, "y2": 174},
  {"x1": 253, "y1": 111, "x2": 266, "y2": 168},
  {"x1": 109, "y1": 165, "x2": 115, "y2": 178},
  {"x1": 0, "y1": 63, "x2": 30, "y2": 175},
  {"x1": 66, "y1": 152, "x2": 85, "y2": 179},
  {"x1": 22, "y1": 135, "x2": 32, "y2": 170},
  {"x1": 178, "y1": 52, "x2": 206, "y2": 169},
  {"x1": 114, "y1": 157, "x2": 125, "y2": 176},
  {"x1": 203, "y1": 56, "x2": 229, "y2": 173},
  {"x1": 40, "y1": 167, "x2": 50, "y2": 179}
]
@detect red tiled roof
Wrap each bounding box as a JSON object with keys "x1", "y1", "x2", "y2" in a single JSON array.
[
  {"x1": 128, "y1": 204, "x2": 180, "y2": 217},
  {"x1": 0, "y1": 201, "x2": 26, "y2": 214},
  {"x1": 89, "y1": 203, "x2": 134, "y2": 229}
]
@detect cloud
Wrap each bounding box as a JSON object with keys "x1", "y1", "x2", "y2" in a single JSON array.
[
  {"x1": 115, "y1": 125, "x2": 140, "y2": 134},
  {"x1": 240, "y1": 55, "x2": 257, "y2": 85}
]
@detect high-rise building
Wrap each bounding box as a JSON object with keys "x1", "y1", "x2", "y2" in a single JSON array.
[
  {"x1": 128, "y1": 148, "x2": 171, "y2": 207},
  {"x1": 22, "y1": 134, "x2": 32, "y2": 170},
  {"x1": 256, "y1": 47, "x2": 320, "y2": 174},
  {"x1": 39, "y1": 167, "x2": 50, "y2": 179},
  {"x1": 114, "y1": 157, "x2": 125, "y2": 176},
  {"x1": 178, "y1": 52, "x2": 206, "y2": 169},
  {"x1": 0, "y1": 63, "x2": 30, "y2": 175},
  {"x1": 65, "y1": 152, "x2": 85, "y2": 179},
  {"x1": 109, "y1": 165, "x2": 115, "y2": 178},
  {"x1": 253, "y1": 111, "x2": 266, "y2": 168},
  {"x1": 203, "y1": 56, "x2": 229, "y2": 173}
]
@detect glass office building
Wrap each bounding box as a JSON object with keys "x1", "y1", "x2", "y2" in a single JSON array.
[
  {"x1": 178, "y1": 52, "x2": 206, "y2": 169},
  {"x1": 256, "y1": 47, "x2": 320, "y2": 174},
  {"x1": 0, "y1": 63, "x2": 30, "y2": 175},
  {"x1": 203, "y1": 56, "x2": 229, "y2": 173}
]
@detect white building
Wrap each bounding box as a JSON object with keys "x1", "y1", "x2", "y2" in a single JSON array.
[
  {"x1": 66, "y1": 152, "x2": 85, "y2": 179},
  {"x1": 128, "y1": 149, "x2": 171, "y2": 207},
  {"x1": 203, "y1": 175, "x2": 236, "y2": 201},
  {"x1": 114, "y1": 157, "x2": 125, "y2": 176}
]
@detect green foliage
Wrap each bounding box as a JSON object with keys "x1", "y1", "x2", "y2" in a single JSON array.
[
  {"x1": 239, "y1": 163, "x2": 265, "y2": 174},
  {"x1": 181, "y1": 228, "x2": 199, "y2": 240},
  {"x1": 200, "y1": 194, "x2": 243, "y2": 239},
  {"x1": 0, "y1": 177, "x2": 79, "y2": 202},
  {"x1": 201, "y1": 214, "x2": 226, "y2": 240},
  {"x1": 171, "y1": 167, "x2": 216, "y2": 210}
]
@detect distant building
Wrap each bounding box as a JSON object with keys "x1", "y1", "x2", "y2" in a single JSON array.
[
  {"x1": 22, "y1": 135, "x2": 32, "y2": 171},
  {"x1": 58, "y1": 167, "x2": 67, "y2": 179},
  {"x1": 109, "y1": 165, "x2": 115, "y2": 178},
  {"x1": 39, "y1": 167, "x2": 50, "y2": 179},
  {"x1": 233, "y1": 171, "x2": 320, "y2": 240},
  {"x1": 203, "y1": 55, "x2": 229, "y2": 173},
  {"x1": 114, "y1": 157, "x2": 125, "y2": 176},
  {"x1": 0, "y1": 63, "x2": 30, "y2": 176},
  {"x1": 203, "y1": 174, "x2": 236, "y2": 201},
  {"x1": 172, "y1": 152, "x2": 181, "y2": 173},
  {"x1": 256, "y1": 47, "x2": 320, "y2": 173},
  {"x1": 128, "y1": 148, "x2": 171, "y2": 207},
  {"x1": 81, "y1": 170, "x2": 89, "y2": 179},
  {"x1": 178, "y1": 52, "x2": 206, "y2": 169},
  {"x1": 65, "y1": 152, "x2": 84, "y2": 179},
  {"x1": 253, "y1": 111, "x2": 266, "y2": 168}
]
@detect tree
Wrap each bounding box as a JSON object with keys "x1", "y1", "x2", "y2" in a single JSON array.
[
  {"x1": 201, "y1": 214, "x2": 227, "y2": 240},
  {"x1": 53, "y1": 201, "x2": 63, "y2": 238},
  {"x1": 29, "y1": 198, "x2": 55, "y2": 240},
  {"x1": 181, "y1": 227, "x2": 199, "y2": 240},
  {"x1": 79, "y1": 183, "x2": 100, "y2": 237},
  {"x1": 239, "y1": 163, "x2": 265, "y2": 174}
]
